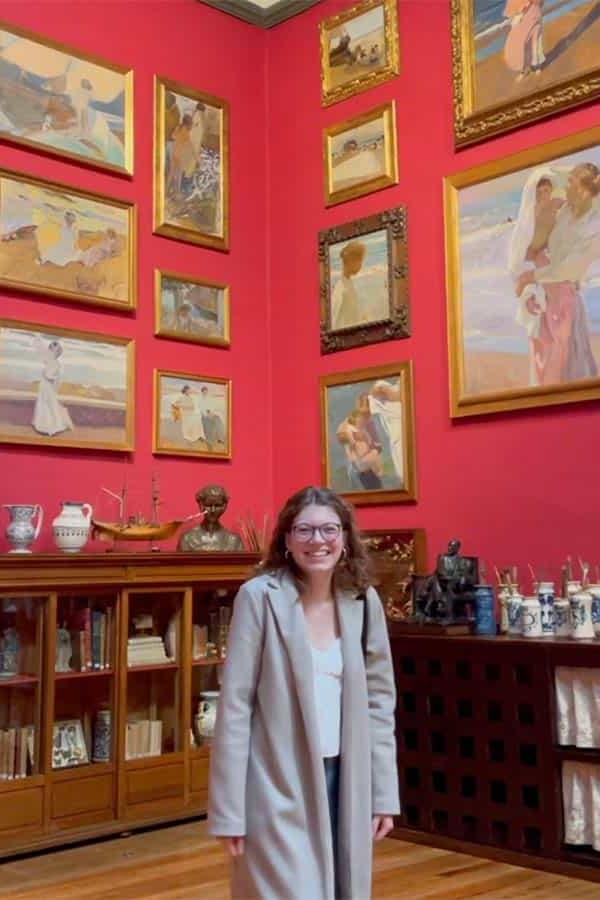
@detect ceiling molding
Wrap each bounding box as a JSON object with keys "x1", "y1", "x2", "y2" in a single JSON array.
[{"x1": 198, "y1": 0, "x2": 322, "y2": 28}]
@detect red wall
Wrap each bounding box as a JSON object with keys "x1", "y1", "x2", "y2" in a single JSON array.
[
  {"x1": 267, "y1": 0, "x2": 600, "y2": 585},
  {"x1": 0, "y1": 1, "x2": 270, "y2": 551}
]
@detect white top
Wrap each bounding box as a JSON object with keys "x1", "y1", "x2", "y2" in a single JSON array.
[{"x1": 311, "y1": 638, "x2": 343, "y2": 758}]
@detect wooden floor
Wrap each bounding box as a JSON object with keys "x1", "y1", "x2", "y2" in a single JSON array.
[{"x1": 0, "y1": 820, "x2": 597, "y2": 898}]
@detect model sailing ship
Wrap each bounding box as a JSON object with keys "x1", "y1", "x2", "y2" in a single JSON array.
[{"x1": 92, "y1": 475, "x2": 195, "y2": 547}]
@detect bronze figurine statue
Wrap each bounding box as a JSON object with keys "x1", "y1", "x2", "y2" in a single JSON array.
[
  {"x1": 178, "y1": 484, "x2": 244, "y2": 552},
  {"x1": 415, "y1": 538, "x2": 478, "y2": 625}
]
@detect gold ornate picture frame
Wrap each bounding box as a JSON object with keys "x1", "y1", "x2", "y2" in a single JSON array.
[
  {"x1": 445, "y1": 124, "x2": 600, "y2": 418},
  {"x1": 451, "y1": 0, "x2": 600, "y2": 147},
  {"x1": 320, "y1": 0, "x2": 400, "y2": 107},
  {"x1": 319, "y1": 206, "x2": 409, "y2": 354},
  {"x1": 0, "y1": 318, "x2": 135, "y2": 452},
  {"x1": 0, "y1": 166, "x2": 136, "y2": 311},
  {"x1": 320, "y1": 360, "x2": 417, "y2": 506},
  {"x1": 0, "y1": 20, "x2": 134, "y2": 175},
  {"x1": 154, "y1": 269, "x2": 230, "y2": 348},
  {"x1": 154, "y1": 76, "x2": 229, "y2": 251},
  {"x1": 324, "y1": 101, "x2": 398, "y2": 207},
  {"x1": 153, "y1": 369, "x2": 232, "y2": 459}
]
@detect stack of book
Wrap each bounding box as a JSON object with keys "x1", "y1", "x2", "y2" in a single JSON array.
[
  {"x1": 127, "y1": 635, "x2": 172, "y2": 667},
  {"x1": 125, "y1": 718, "x2": 163, "y2": 759},
  {"x1": 0, "y1": 725, "x2": 34, "y2": 779},
  {"x1": 66, "y1": 607, "x2": 112, "y2": 672}
]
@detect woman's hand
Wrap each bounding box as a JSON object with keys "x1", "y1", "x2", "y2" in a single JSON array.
[
  {"x1": 218, "y1": 836, "x2": 246, "y2": 857},
  {"x1": 372, "y1": 815, "x2": 394, "y2": 841}
]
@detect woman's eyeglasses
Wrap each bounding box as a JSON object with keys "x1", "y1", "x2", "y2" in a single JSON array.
[{"x1": 291, "y1": 523, "x2": 342, "y2": 542}]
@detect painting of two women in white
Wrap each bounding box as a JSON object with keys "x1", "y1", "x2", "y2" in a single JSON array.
[
  {"x1": 455, "y1": 144, "x2": 600, "y2": 408},
  {"x1": 326, "y1": 376, "x2": 405, "y2": 495},
  {"x1": 0, "y1": 324, "x2": 131, "y2": 451},
  {"x1": 155, "y1": 374, "x2": 230, "y2": 459}
]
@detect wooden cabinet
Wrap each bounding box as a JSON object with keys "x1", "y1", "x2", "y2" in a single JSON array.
[{"x1": 0, "y1": 551, "x2": 258, "y2": 857}]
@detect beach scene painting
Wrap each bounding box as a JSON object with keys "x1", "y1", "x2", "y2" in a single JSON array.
[
  {"x1": 0, "y1": 22, "x2": 133, "y2": 173},
  {"x1": 319, "y1": 207, "x2": 409, "y2": 353},
  {"x1": 0, "y1": 169, "x2": 135, "y2": 310},
  {"x1": 320, "y1": 362, "x2": 416, "y2": 506},
  {"x1": 453, "y1": 0, "x2": 600, "y2": 144},
  {"x1": 445, "y1": 126, "x2": 600, "y2": 416},
  {"x1": 324, "y1": 102, "x2": 397, "y2": 206},
  {"x1": 155, "y1": 270, "x2": 230, "y2": 347},
  {"x1": 154, "y1": 76, "x2": 229, "y2": 251},
  {"x1": 320, "y1": 0, "x2": 399, "y2": 106},
  {"x1": 154, "y1": 371, "x2": 231, "y2": 459},
  {"x1": 0, "y1": 320, "x2": 134, "y2": 451}
]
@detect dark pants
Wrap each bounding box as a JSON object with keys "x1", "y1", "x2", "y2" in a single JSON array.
[{"x1": 324, "y1": 755, "x2": 341, "y2": 899}]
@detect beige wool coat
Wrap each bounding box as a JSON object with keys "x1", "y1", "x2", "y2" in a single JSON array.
[{"x1": 208, "y1": 571, "x2": 400, "y2": 900}]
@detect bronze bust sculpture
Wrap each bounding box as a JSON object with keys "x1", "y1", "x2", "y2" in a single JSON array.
[
  {"x1": 178, "y1": 484, "x2": 244, "y2": 552},
  {"x1": 415, "y1": 538, "x2": 478, "y2": 624}
]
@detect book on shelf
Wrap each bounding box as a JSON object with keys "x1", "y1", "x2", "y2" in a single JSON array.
[
  {"x1": 0, "y1": 724, "x2": 34, "y2": 780},
  {"x1": 127, "y1": 635, "x2": 173, "y2": 667},
  {"x1": 60, "y1": 606, "x2": 112, "y2": 673},
  {"x1": 125, "y1": 718, "x2": 163, "y2": 759}
]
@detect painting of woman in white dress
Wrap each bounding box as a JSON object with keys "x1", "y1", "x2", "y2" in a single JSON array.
[
  {"x1": 324, "y1": 102, "x2": 397, "y2": 205},
  {"x1": 154, "y1": 371, "x2": 231, "y2": 459},
  {"x1": 0, "y1": 321, "x2": 133, "y2": 451},
  {"x1": 320, "y1": 362, "x2": 417, "y2": 504},
  {"x1": 0, "y1": 170, "x2": 135, "y2": 310},
  {"x1": 0, "y1": 23, "x2": 133, "y2": 173},
  {"x1": 32, "y1": 337, "x2": 73, "y2": 437}
]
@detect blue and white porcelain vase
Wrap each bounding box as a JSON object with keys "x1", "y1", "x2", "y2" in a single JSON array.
[
  {"x1": 553, "y1": 598, "x2": 571, "y2": 637},
  {"x1": 92, "y1": 708, "x2": 111, "y2": 762},
  {"x1": 474, "y1": 585, "x2": 496, "y2": 635},
  {"x1": 569, "y1": 589, "x2": 594, "y2": 640},
  {"x1": 3, "y1": 504, "x2": 43, "y2": 553},
  {"x1": 521, "y1": 597, "x2": 542, "y2": 638},
  {"x1": 537, "y1": 581, "x2": 555, "y2": 636},
  {"x1": 587, "y1": 584, "x2": 600, "y2": 637},
  {"x1": 507, "y1": 593, "x2": 523, "y2": 635}
]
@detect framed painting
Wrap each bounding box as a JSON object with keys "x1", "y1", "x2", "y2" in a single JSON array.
[
  {"x1": 324, "y1": 101, "x2": 398, "y2": 207},
  {"x1": 154, "y1": 270, "x2": 230, "y2": 347},
  {"x1": 445, "y1": 124, "x2": 600, "y2": 418},
  {"x1": 361, "y1": 528, "x2": 427, "y2": 622},
  {"x1": 451, "y1": 0, "x2": 600, "y2": 147},
  {"x1": 153, "y1": 370, "x2": 231, "y2": 459},
  {"x1": 0, "y1": 21, "x2": 133, "y2": 174},
  {"x1": 319, "y1": 206, "x2": 409, "y2": 353},
  {"x1": 52, "y1": 719, "x2": 89, "y2": 769},
  {"x1": 154, "y1": 76, "x2": 229, "y2": 251},
  {"x1": 0, "y1": 319, "x2": 134, "y2": 451},
  {"x1": 320, "y1": 0, "x2": 400, "y2": 107},
  {"x1": 0, "y1": 167, "x2": 136, "y2": 311},
  {"x1": 320, "y1": 360, "x2": 417, "y2": 506}
]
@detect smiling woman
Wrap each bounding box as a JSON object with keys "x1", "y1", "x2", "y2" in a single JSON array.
[{"x1": 208, "y1": 485, "x2": 400, "y2": 900}]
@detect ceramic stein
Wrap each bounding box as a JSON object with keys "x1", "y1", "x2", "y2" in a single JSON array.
[
  {"x1": 570, "y1": 590, "x2": 595, "y2": 640},
  {"x1": 520, "y1": 597, "x2": 542, "y2": 638},
  {"x1": 507, "y1": 593, "x2": 523, "y2": 635},
  {"x1": 537, "y1": 581, "x2": 555, "y2": 637},
  {"x1": 3, "y1": 504, "x2": 43, "y2": 553},
  {"x1": 194, "y1": 691, "x2": 220, "y2": 744},
  {"x1": 497, "y1": 585, "x2": 514, "y2": 634},
  {"x1": 474, "y1": 585, "x2": 496, "y2": 635},
  {"x1": 553, "y1": 598, "x2": 571, "y2": 637},
  {"x1": 586, "y1": 584, "x2": 600, "y2": 637},
  {"x1": 52, "y1": 501, "x2": 93, "y2": 553}
]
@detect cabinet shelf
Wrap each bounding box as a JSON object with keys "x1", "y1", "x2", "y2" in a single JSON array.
[
  {"x1": 127, "y1": 662, "x2": 179, "y2": 673},
  {"x1": 192, "y1": 657, "x2": 225, "y2": 667},
  {"x1": 55, "y1": 669, "x2": 114, "y2": 681},
  {"x1": 554, "y1": 746, "x2": 600, "y2": 763},
  {"x1": 0, "y1": 674, "x2": 38, "y2": 688}
]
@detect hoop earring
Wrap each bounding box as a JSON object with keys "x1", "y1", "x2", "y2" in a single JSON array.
[
  {"x1": 341, "y1": 546, "x2": 348, "y2": 560},
  {"x1": 285, "y1": 549, "x2": 291, "y2": 560}
]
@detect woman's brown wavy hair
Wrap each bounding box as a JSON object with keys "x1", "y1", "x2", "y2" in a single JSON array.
[{"x1": 261, "y1": 486, "x2": 371, "y2": 593}]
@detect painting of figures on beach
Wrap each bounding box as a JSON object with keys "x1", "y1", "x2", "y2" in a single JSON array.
[
  {"x1": 154, "y1": 371, "x2": 231, "y2": 459},
  {"x1": 0, "y1": 170, "x2": 135, "y2": 309},
  {"x1": 324, "y1": 102, "x2": 397, "y2": 206},
  {"x1": 154, "y1": 77, "x2": 229, "y2": 251},
  {"x1": 319, "y1": 207, "x2": 409, "y2": 352},
  {"x1": 445, "y1": 127, "x2": 600, "y2": 416},
  {"x1": 320, "y1": 0, "x2": 399, "y2": 106},
  {"x1": 0, "y1": 320, "x2": 134, "y2": 451},
  {"x1": 0, "y1": 23, "x2": 133, "y2": 173},
  {"x1": 155, "y1": 271, "x2": 230, "y2": 347},
  {"x1": 452, "y1": 0, "x2": 600, "y2": 144},
  {"x1": 320, "y1": 362, "x2": 416, "y2": 505}
]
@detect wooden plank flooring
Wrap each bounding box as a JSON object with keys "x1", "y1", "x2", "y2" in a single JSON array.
[{"x1": 0, "y1": 820, "x2": 597, "y2": 898}]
